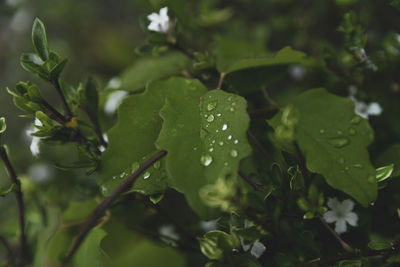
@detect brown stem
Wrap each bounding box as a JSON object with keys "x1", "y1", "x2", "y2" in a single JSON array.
[
  {"x1": 217, "y1": 72, "x2": 226, "y2": 90},
  {"x1": 318, "y1": 217, "x2": 354, "y2": 253},
  {"x1": 52, "y1": 79, "x2": 73, "y2": 119},
  {"x1": 41, "y1": 100, "x2": 68, "y2": 124},
  {"x1": 0, "y1": 146, "x2": 29, "y2": 266},
  {"x1": 63, "y1": 150, "x2": 167, "y2": 266},
  {"x1": 238, "y1": 170, "x2": 266, "y2": 191}
]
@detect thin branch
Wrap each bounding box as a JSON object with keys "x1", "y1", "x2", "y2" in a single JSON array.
[
  {"x1": 217, "y1": 72, "x2": 226, "y2": 90},
  {"x1": 238, "y1": 170, "x2": 266, "y2": 191},
  {"x1": 63, "y1": 150, "x2": 167, "y2": 266},
  {"x1": 51, "y1": 79, "x2": 73, "y2": 119},
  {"x1": 318, "y1": 217, "x2": 354, "y2": 253},
  {"x1": 41, "y1": 100, "x2": 68, "y2": 124},
  {"x1": 0, "y1": 146, "x2": 29, "y2": 265}
]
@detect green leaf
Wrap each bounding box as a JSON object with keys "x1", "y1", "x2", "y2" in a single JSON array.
[
  {"x1": 225, "y1": 46, "x2": 308, "y2": 74},
  {"x1": 99, "y1": 78, "x2": 187, "y2": 195},
  {"x1": 120, "y1": 52, "x2": 190, "y2": 92},
  {"x1": 376, "y1": 164, "x2": 394, "y2": 182},
  {"x1": 20, "y1": 53, "x2": 49, "y2": 80},
  {"x1": 156, "y1": 82, "x2": 252, "y2": 218},
  {"x1": 269, "y1": 89, "x2": 377, "y2": 206},
  {"x1": 0, "y1": 117, "x2": 6, "y2": 134},
  {"x1": 0, "y1": 184, "x2": 16, "y2": 196},
  {"x1": 73, "y1": 228, "x2": 109, "y2": 267},
  {"x1": 198, "y1": 230, "x2": 237, "y2": 260},
  {"x1": 392, "y1": 0, "x2": 400, "y2": 10},
  {"x1": 80, "y1": 76, "x2": 99, "y2": 117},
  {"x1": 49, "y1": 59, "x2": 68, "y2": 81},
  {"x1": 368, "y1": 235, "x2": 394, "y2": 250},
  {"x1": 377, "y1": 144, "x2": 400, "y2": 177},
  {"x1": 32, "y1": 18, "x2": 49, "y2": 61}
]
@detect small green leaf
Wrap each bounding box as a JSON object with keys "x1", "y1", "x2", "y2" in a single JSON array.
[
  {"x1": 80, "y1": 76, "x2": 99, "y2": 117},
  {"x1": 0, "y1": 184, "x2": 16, "y2": 196},
  {"x1": 50, "y1": 59, "x2": 68, "y2": 81},
  {"x1": 269, "y1": 89, "x2": 377, "y2": 206},
  {"x1": 368, "y1": 235, "x2": 393, "y2": 251},
  {"x1": 120, "y1": 52, "x2": 190, "y2": 92},
  {"x1": 32, "y1": 18, "x2": 49, "y2": 61},
  {"x1": 0, "y1": 117, "x2": 6, "y2": 134},
  {"x1": 376, "y1": 164, "x2": 394, "y2": 182},
  {"x1": 377, "y1": 144, "x2": 400, "y2": 177},
  {"x1": 20, "y1": 53, "x2": 49, "y2": 80},
  {"x1": 198, "y1": 230, "x2": 237, "y2": 260},
  {"x1": 73, "y1": 228, "x2": 109, "y2": 267}
]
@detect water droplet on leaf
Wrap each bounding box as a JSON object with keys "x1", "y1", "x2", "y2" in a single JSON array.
[
  {"x1": 349, "y1": 127, "x2": 357, "y2": 135},
  {"x1": 143, "y1": 172, "x2": 151, "y2": 179},
  {"x1": 222, "y1": 124, "x2": 228, "y2": 131},
  {"x1": 153, "y1": 161, "x2": 161, "y2": 169},
  {"x1": 329, "y1": 137, "x2": 350, "y2": 148},
  {"x1": 207, "y1": 101, "x2": 217, "y2": 111},
  {"x1": 200, "y1": 154, "x2": 213, "y2": 166},
  {"x1": 207, "y1": 114, "x2": 215, "y2": 122},
  {"x1": 131, "y1": 162, "x2": 140, "y2": 172},
  {"x1": 230, "y1": 149, "x2": 238, "y2": 158},
  {"x1": 229, "y1": 107, "x2": 235, "y2": 112},
  {"x1": 218, "y1": 141, "x2": 224, "y2": 146},
  {"x1": 319, "y1": 129, "x2": 325, "y2": 134},
  {"x1": 350, "y1": 116, "x2": 361, "y2": 124},
  {"x1": 353, "y1": 163, "x2": 362, "y2": 168},
  {"x1": 233, "y1": 139, "x2": 238, "y2": 144},
  {"x1": 216, "y1": 113, "x2": 221, "y2": 117},
  {"x1": 227, "y1": 135, "x2": 232, "y2": 140}
]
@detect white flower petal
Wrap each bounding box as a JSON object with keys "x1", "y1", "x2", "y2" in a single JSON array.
[
  {"x1": 323, "y1": 211, "x2": 338, "y2": 223},
  {"x1": 147, "y1": 7, "x2": 170, "y2": 33},
  {"x1": 341, "y1": 199, "x2": 355, "y2": 213},
  {"x1": 335, "y1": 219, "x2": 347, "y2": 234},
  {"x1": 159, "y1": 7, "x2": 168, "y2": 18},
  {"x1": 345, "y1": 212, "x2": 358, "y2": 226},
  {"x1": 147, "y1": 13, "x2": 160, "y2": 21},
  {"x1": 30, "y1": 136, "x2": 41, "y2": 156},
  {"x1": 354, "y1": 101, "x2": 369, "y2": 119},
  {"x1": 199, "y1": 220, "x2": 219, "y2": 232},
  {"x1": 327, "y1": 198, "x2": 340, "y2": 210},
  {"x1": 251, "y1": 240, "x2": 266, "y2": 258},
  {"x1": 367, "y1": 102, "x2": 382, "y2": 116}
]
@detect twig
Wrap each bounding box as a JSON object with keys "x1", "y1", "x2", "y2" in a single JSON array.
[
  {"x1": 238, "y1": 170, "x2": 266, "y2": 191},
  {"x1": 63, "y1": 150, "x2": 167, "y2": 266},
  {"x1": 318, "y1": 217, "x2": 354, "y2": 253},
  {"x1": 0, "y1": 146, "x2": 29, "y2": 265},
  {"x1": 217, "y1": 72, "x2": 226, "y2": 89},
  {"x1": 51, "y1": 79, "x2": 73, "y2": 119}
]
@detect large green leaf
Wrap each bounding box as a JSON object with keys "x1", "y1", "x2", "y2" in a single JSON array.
[
  {"x1": 225, "y1": 46, "x2": 308, "y2": 74},
  {"x1": 73, "y1": 228, "x2": 109, "y2": 267},
  {"x1": 269, "y1": 89, "x2": 377, "y2": 206},
  {"x1": 156, "y1": 81, "x2": 252, "y2": 219},
  {"x1": 99, "y1": 79, "x2": 184, "y2": 195},
  {"x1": 120, "y1": 52, "x2": 190, "y2": 92}
]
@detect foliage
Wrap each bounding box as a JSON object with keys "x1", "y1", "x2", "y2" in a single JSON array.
[{"x1": 1, "y1": 1, "x2": 400, "y2": 267}]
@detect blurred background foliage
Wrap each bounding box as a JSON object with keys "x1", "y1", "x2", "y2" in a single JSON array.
[{"x1": 1, "y1": 0, "x2": 400, "y2": 265}]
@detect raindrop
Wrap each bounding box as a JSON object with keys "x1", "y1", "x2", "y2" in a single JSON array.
[
  {"x1": 227, "y1": 96, "x2": 232, "y2": 101},
  {"x1": 211, "y1": 140, "x2": 216, "y2": 144},
  {"x1": 207, "y1": 114, "x2": 215, "y2": 122},
  {"x1": 200, "y1": 155, "x2": 213, "y2": 166},
  {"x1": 209, "y1": 147, "x2": 214, "y2": 152},
  {"x1": 319, "y1": 129, "x2": 325, "y2": 134},
  {"x1": 218, "y1": 141, "x2": 224, "y2": 146},
  {"x1": 120, "y1": 172, "x2": 127, "y2": 178},
  {"x1": 344, "y1": 166, "x2": 349, "y2": 171},
  {"x1": 337, "y1": 130, "x2": 343, "y2": 135},
  {"x1": 349, "y1": 127, "x2": 357, "y2": 136},
  {"x1": 216, "y1": 113, "x2": 221, "y2": 117},
  {"x1": 112, "y1": 176, "x2": 117, "y2": 180},
  {"x1": 216, "y1": 129, "x2": 219, "y2": 133},
  {"x1": 233, "y1": 139, "x2": 238, "y2": 144},
  {"x1": 224, "y1": 162, "x2": 228, "y2": 166},
  {"x1": 231, "y1": 102, "x2": 236, "y2": 106},
  {"x1": 329, "y1": 137, "x2": 350, "y2": 148},
  {"x1": 353, "y1": 163, "x2": 363, "y2": 168},
  {"x1": 193, "y1": 147, "x2": 198, "y2": 150},
  {"x1": 350, "y1": 116, "x2": 361, "y2": 124},
  {"x1": 227, "y1": 135, "x2": 232, "y2": 140},
  {"x1": 222, "y1": 124, "x2": 228, "y2": 131},
  {"x1": 153, "y1": 161, "x2": 161, "y2": 169},
  {"x1": 230, "y1": 149, "x2": 238, "y2": 158},
  {"x1": 229, "y1": 107, "x2": 235, "y2": 112},
  {"x1": 143, "y1": 172, "x2": 151, "y2": 179},
  {"x1": 131, "y1": 162, "x2": 140, "y2": 172},
  {"x1": 101, "y1": 186, "x2": 108, "y2": 194},
  {"x1": 207, "y1": 101, "x2": 217, "y2": 111}
]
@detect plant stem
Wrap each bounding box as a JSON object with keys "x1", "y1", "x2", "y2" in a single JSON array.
[
  {"x1": 0, "y1": 146, "x2": 29, "y2": 266},
  {"x1": 238, "y1": 170, "x2": 266, "y2": 191},
  {"x1": 217, "y1": 72, "x2": 226, "y2": 89},
  {"x1": 51, "y1": 79, "x2": 73, "y2": 119},
  {"x1": 63, "y1": 150, "x2": 167, "y2": 266},
  {"x1": 318, "y1": 217, "x2": 354, "y2": 253},
  {"x1": 85, "y1": 111, "x2": 107, "y2": 148}
]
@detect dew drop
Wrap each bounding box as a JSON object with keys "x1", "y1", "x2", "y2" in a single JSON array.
[
  {"x1": 218, "y1": 141, "x2": 224, "y2": 146},
  {"x1": 209, "y1": 147, "x2": 214, "y2": 152},
  {"x1": 224, "y1": 162, "x2": 228, "y2": 166},
  {"x1": 131, "y1": 162, "x2": 140, "y2": 172},
  {"x1": 120, "y1": 172, "x2": 127, "y2": 178},
  {"x1": 349, "y1": 127, "x2": 357, "y2": 136},
  {"x1": 143, "y1": 172, "x2": 151, "y2": 179},
  {"x1": 222, "y1": 124, "x2": 228, "y2": 131},
  {"x1": 153, "y1": 161, "x2": 161, "y2": 169},
  {"x1": 212, "y1": 140, "x2": 216, "y2": 144},
  {"x1": 112, "y1": 176, "x2": 117, "y2": 180},
  {"x1": 229, "y1": 107, "x2": 235, "y2": 112},
  {"x1": 207, "y1": 101, "x2": 217, "y2": 111},
  {"x1": 207, "y1": 114, "x2": 215, "y2": 122},
  {"x1": 200, "y1": 154, "x2": 213, "y2": 166},
  {"x1": 193, "y1": 147, "x2": 198, "y2": 151},
  {"x1": 319, "y1": 129, "x2": 325, "y2": 134},
  {"x1": 329, "y1": 137, "x2": 350, "y2": 148},
  {"x1": 216, "y1": 129, "x2": 219, "y2": 133},
  {"x1": 353, "y1": 163, "x2": 363, "y2": 168},
  {"x1": 231, "y1": 102, "x2": 236, "y2": 106},
  {"x1": 233, "y1": 139, "x2": 238, "y2": 144},
  {"x1": 101, "y1": 186, "x2": 108, "y2": 194},
  {"x1": 216, "y1": 113, "x2": 221, "y2": 117},
  {"x1": 227, "y1": 135, "x2": 232, "y2": 140},
  {"x1": 230, "y1": 149, "x2": 238, "y2": 158}
]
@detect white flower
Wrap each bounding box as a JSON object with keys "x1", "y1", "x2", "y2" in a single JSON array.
[
  {"x1": 147, "y1": 7, "x2": 171, "y2": 33},
  {"x1": 349, "y1": 86, "x2": 383, "y2": 119},
  {"x1": 199, "y1": 219, "x2": 219, "y2": 232},
  {"x1": 26, "y1": 119, "x2": 42, "y2": 157},
  {"x1": 158, "y1": 224, "x2": 179, "y2": 247},
  {"x1": 240, "y1": 219, "x2": 266, "y2": 258},
  {"x1": 104, "y1": 90, "x2": 128, "y2": 115},
  {"x1": 323, "y1": 198, "x2": 358, "y2": 234}
]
